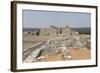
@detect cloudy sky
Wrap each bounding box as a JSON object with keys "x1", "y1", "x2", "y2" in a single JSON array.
[{"x1": 23, "y1": 10, "x2": 91, "y2": 28}]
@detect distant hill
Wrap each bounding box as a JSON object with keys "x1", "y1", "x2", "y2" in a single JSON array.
[
  {"x1": 23, "y1": 28, "x2": 40, "y2": 32},
  {"x1": 71, "y1": 27, "x2": 90, "y2": 34}
]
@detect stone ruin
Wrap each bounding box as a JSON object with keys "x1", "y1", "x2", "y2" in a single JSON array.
[
  {"x1": 42, "y1": 35, "x2": 90, "y2": 51},
  {"x1": 32, "y1": 35, "x2": 91, "y2": 62},
  {"x1": 25, "y1": 25, "x2": 79, "y2": 36},
  {"x1": 24, "y1": 25, "x2": 91, "y2": 62}
]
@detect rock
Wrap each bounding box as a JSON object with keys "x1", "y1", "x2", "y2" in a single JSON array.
[{"x1": 36, "y1": 34, "x2": 90, "y2": 61}]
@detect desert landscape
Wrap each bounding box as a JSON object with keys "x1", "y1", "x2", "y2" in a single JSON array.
[{"x1": 23, "y1": 26, "x2": 91, "y2": 63}]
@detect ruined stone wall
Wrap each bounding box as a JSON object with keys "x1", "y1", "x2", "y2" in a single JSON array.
[
  {"x1": 62, "y1": 27, "x2": 71, "y2": 36},
  {"x1": 39, "y1": 28, "x2": 57, "y2": 36},
  {"x1": 62, "y1": 27, "x2": 79, "y2": 36},
  {"x1": 24, "y1": 26, "x2": 79, "y2": 37}
]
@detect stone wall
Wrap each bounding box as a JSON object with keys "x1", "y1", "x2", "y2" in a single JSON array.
[
  {"x1": 24, "y1": 26, "x2": 79, "y2": 36},
  {"x1": 39, "y1": 27, "x2": 57, "y2": 36}
]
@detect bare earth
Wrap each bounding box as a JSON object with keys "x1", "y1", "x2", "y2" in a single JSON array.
[
  {"x1": 36, "y1": 48, "x2": 91, "y2": 61},
  {"x1": 69, "y1": 48, "x2": 91, "y2": 60}
]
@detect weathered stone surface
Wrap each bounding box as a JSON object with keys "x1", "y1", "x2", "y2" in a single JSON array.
[
  {"x1": 39, "y1": 26, "x2": 79, "y2": 36},
  {"x1": 38, "y1": 34, "x2": 91, "y2": 61}
]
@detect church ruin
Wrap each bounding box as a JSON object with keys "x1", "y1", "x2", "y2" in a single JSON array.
[{"x1": 26, "y1": 25, "x2": 79, "y2": 36}]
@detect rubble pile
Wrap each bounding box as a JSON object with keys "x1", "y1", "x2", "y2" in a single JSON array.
[{"x1": 34, "y1": 35, "x2": 91, "y2": 61}]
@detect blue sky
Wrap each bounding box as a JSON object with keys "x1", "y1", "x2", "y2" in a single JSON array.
[{"x1": 23, "y1": 10, "x2": 91, "y2": 28}]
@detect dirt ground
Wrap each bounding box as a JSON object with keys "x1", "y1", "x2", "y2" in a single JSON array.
[
  {"x1": 37, "y1": 48, "x2": 91, "y2": 61},
  {"x1": 68, "y1": 48, "x2": 91, "y2": 60}
]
